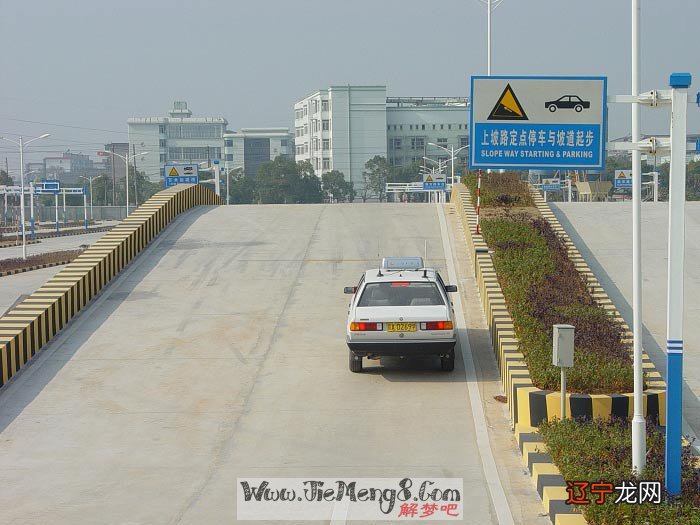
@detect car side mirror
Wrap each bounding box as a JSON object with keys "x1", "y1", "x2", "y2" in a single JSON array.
[
  {"x1": 344, "y1": 286, "x2": 357, "y2": 294},
  {"x1": 445, "y1": 285, "x2": 458, "y2": 293}
]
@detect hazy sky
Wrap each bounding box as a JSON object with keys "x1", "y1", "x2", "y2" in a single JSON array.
[{"x1": 1, "y1": 0, "x2": 698, "y2": 174}]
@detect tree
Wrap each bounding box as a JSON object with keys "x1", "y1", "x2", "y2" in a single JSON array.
[
  {"x1": 256, "y1": 157, "x2": 323, "y2": 204},
  {"x1": 227, "y1": 168, "x2": 257, "y2": 204},
  {"x1": 322, "y1": 170, "x2": 355, "y2": 202},
  {"x1": 364, "y1": 155, "x2": 391, "y2": 202},
  {"x1": 0, "y1": 170, "x2": 13, "y2": 186}
]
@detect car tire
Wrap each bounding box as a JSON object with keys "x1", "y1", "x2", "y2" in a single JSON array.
[
  {"x1": 349, "y1": 350, "x2": 363, "y2": 373},
  {"x1": 575, "y1": 105, "x2": 583, "y2": 112},
  {"x1": 440, "y1": 352, "x2": 455, "y2": 372},
  {"x1": 548, "y1": 105, "x2": 557, "y2": 112}
]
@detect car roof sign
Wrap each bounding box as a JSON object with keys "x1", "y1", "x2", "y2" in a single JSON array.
[{"x1": 381, "y1": 257, "x2": 424, "y2": 270}]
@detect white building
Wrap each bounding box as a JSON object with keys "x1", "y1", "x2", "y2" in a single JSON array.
[
  {"x1": 294, "y1": 86, "x2": 388, "y2": 190},
  {"x1": 127, "y1": 101, "x2": 227, "y2": 181},
  {"x1": 224, "y1": 127, "x2": 294, "y2": 177},
  {"x1": 294, "y1": 87, "x2": 470, "y2": 192},
  {"x1": 386, "y1": 97, "x2": 469, "y2": 170}
]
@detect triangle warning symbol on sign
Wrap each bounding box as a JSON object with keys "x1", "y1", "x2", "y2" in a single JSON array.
[
  {"x1": 487, "y1": 84, "x2": 528, "y2": 121},
  {"x1": 618, "y1": 172, "x2": 627, "y2": 178},
  {"x1": 426, "y1": 175, "x2": 433, "y2": 182},
  {"x1": 169, "y1": 167, "x2": 179, "y2": 176}
]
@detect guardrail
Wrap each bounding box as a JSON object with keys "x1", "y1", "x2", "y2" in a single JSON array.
[{"x1": 0, "y1": 184, "x2": 222, "y2": 388}]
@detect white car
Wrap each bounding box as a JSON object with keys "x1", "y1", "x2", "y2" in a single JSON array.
[{"x1": 344, "y1": 257, "x2": 458, "y2": 373}]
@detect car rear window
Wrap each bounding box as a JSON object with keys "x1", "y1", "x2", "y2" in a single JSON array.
[{"x1": 357, "y1": 282, "x2": 445, "y2": 307}]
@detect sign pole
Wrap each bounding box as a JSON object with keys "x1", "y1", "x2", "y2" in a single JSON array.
[
  {"x1": 55, "y1": 193, "x2": 59, "y2": 233},
  {"x1": 29, "y1": 182, "x2": 35, "y2": 240},
  {"x1": 475, "y1": 169, "x2": 482, "y2": 235},
  {"x1": 630, "y1": 0, "x2": 646, "y2": 474},
  {"x1": 665, "y1": 72, "x2": 691, "y2": 498}
]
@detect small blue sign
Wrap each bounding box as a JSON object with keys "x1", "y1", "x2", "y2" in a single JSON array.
[
  {"x1": 542, "y1": 182, "x2": 561, "y2": 191},
  {"x1": 423, "y1": 181, "x2": 446, "y2": 191},
  {"x1": 165, "y1": 176, "x2": 199, "y2": 188},
  {"x1": 614, "y1": 178, "x2": 633, "y2": 189},
  {"x1": 37, "y1": 179, "x2": 60, "y2": 194},
  {"x1": 696, "y1": 138, "x2": 700, "y2": 152}
]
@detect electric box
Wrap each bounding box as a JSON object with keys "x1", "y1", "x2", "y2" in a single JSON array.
[{"x1": 553, "y1": 324, "x2": 575, "y2": 368}]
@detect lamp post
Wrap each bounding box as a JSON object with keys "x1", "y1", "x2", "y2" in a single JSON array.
[
  {"x1": 428, "y1": 143, "x2": 468, "y2": 187},
  {"x1": 476, "y1": 0, "x2": 506, "y2": 75},
  {"x1": 0, "y1": 133, "x2": 50, "y2": 259},
  {"x1": 80, "y1": 175, "x2": 96, "y2": 221},
  {"x1": 103, "y1": 150, "x2": 149, "y2": 217},
  {"x1": 225, "y1": 166, "x2": 244, "y2": 205}
]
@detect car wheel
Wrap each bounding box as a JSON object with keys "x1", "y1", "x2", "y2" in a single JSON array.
[
  {"x1": 349, "y1": 349, "x2": 363, "y2": 373},
  {"x1": 575, "y1": 105, "x2": 583, "y2": 112},
  {"x1": 548, "y1": 105, "x2": 557, "y2": 112},
  {"x1": 440, "y1": 352, "x2": 455, "y2": 372}
]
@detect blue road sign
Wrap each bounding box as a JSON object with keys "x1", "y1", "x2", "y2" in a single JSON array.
[
  {"x1": 164, "y1": 164, "x2": 199, "y2": 188},
  {"x1": 696, "y1": 138, "x2": 700, "y2": 152},
  {"x1": 470, "y1": 76, "x2": 607, "y2": 171},
  {"x1": 614, "y1": 170, "x2": 633, "y2": 189},
  {"x1": 423, "y1": 181, "x2": 446, "y2": 191},
  {"x1": 37, "y1": 179, "x2": 60, "y2": 194},
  {"x1": 542, "y1": 182, "x2": 561, "y2": 191}
]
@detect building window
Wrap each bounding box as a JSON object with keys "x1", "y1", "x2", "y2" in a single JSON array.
[
  {"x1": 440, "y1": 124, "x2": 444, "y2": 130},
  {"x1": 432, "y1": 124, "x2": 436, "y2": 130},
  {"x1": 159, "y1": 139, "x2": 166, "y2": 148},
  {"x1": 322, "y1": 139, "x2": 330, "y2": 150},
  {"x1": 422, "y1": 124, "x2": 425, "y2": 130},
  {"x1": 323, "y1": 159, "x2": 330, "y2": 170},
  {"x1": 224, "y1": 139, "x2": 233, "y2": 147},
  {"x1": 322, "y1": 120, "x2": 330, "y2": 131},
  {"x1": 459, "y1": 136, "x2": 469, "y2": 148},
  {"x1": 387, "y1": 125, "x2": 391, "y2": 131},
  {"x1": 159, "y1": 125, "x2": 166, "y2": 134},
  {"x1": 459, "y1": 124, "x2": 463, "y2": 130},
  {"x1": 399, "y1": 125, "x2": 403, "y2": 130},
  {"x1": 411, "y1": 137, "x2": 425, "y2": 150},
  {"x1": 437, "y1": 138, "x2": 448, "y2": 146},
  {"x1": 281, "y1": 139, "x2": 288, "y2": 147},
  {"x1": 409, "y1": 125, "x2": 413, "y2": 131},
  {"x1": 392, "y1": 138, "x2": 402, "y2": 150},
  {"x1": 225, "y1": 154, "x2": 234, "y2": 161},
  {"x1": 448, "y1": 124, "x2": 452, "y2": 130},
  {"x1": 322, "y1": 100, "x2": 329, "y2": 111},
  {"x1": 160, "y1": 153, "x2": 166, "y2": 162}
]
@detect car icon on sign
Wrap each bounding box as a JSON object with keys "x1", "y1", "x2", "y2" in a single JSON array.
[{"x1": 545, "y1": 95, "x2": 591, "y2": 113}]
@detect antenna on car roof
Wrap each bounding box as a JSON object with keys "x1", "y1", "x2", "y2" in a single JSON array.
[
  {"x1": 424, "y1": 240, "x2": 428, "y2": 262},
  {"x1": 377, "y1": 238, "x2": 383, "y2": 276}
]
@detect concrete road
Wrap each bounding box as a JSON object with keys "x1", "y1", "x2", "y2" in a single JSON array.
[
  {"x1": 552, "y1": 202, "x2": 700, "y2": 442},
  {"x1": 0, "y1": 204, "x2": 547, "y2": 524},
  {"x1": 0, "y1": 265, "x2": 67, "y2": 315}
]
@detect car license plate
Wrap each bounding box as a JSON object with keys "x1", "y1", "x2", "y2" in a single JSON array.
[{"x1": 387, "y1": 322, "x2": 416, "y2": 332}]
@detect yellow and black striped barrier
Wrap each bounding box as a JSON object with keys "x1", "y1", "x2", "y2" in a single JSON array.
[{"x1": 0, "y1": 184, "x2": 222, "y2": 387}]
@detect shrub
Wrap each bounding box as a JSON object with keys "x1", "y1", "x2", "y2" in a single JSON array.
[
  {"x1": 463, "y1": 172, "x2": 534, "y2": 208},
  {"x1": 480, "y1": 215, "x2": 633, "y2": 393},
  {"x1": 539, "y1": 418, "x2": 700, "y2": 524}
]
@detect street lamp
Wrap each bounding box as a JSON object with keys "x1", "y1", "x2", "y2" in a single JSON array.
[
  {"x1": 79, "y1": 175, "x2": 97, "y2": 221},
  {"x1": 475, "y1": 0, "x2": 506, "y2": 75},
  {"x1": 102, "y1": 150, "x2": 149, "y2": 216},
  {"x1": 225, "y1": 166, "x2": 244, "y2": 205},
  {"x1": 0, "y1": 133, "x2": 50, "y2": 259},
  {"x1": 428, "y1": 143, "x2": 469, "y2": 187}
]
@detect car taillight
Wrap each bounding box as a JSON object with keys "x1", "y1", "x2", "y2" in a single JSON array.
[
  {"x1": 350, "y1": 322, "x2": 383, "y2": 331},
  {"x1": 421, "y1": 321, "x2": 453, "y2": 330}
]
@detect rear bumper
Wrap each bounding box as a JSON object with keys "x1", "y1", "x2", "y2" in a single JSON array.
[{"x1": 347, "y1": 340, "x2": 455, "y2": 357}]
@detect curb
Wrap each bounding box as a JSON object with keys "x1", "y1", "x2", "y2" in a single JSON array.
[{"x1": 0, "y1": 240, "x2": 41, "y2": 249}]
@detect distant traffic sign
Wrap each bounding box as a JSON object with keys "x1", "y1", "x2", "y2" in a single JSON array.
[
  {"x1": 423, "y1": 171, "x2": 446, "y2": 190},
  {"x1": 614, "y1": 170, "x2": 633, "y2": 189},
  {"x1": 542, "y1": 178, "x2": 561, "y2": 191},
  {"x1": 164, "y1": 164, "x2": 199, "y2": 188},
  {"x1": 35, "y1": 179, "x2": 60, "y2": 194},
  {"x1": 470, "y1": 76, "x2": 607, "y2": 171}
]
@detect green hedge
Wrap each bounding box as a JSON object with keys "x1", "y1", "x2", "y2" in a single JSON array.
[
  {"x1": 480, "y1": 215, "x2": 634, "y2": 393},
  {"x1": 540, "y1": 418, "x2": 700, "y2": 524},
  {"x1": 463, "y1": 172, "x2": 534, "y2": 207}
]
